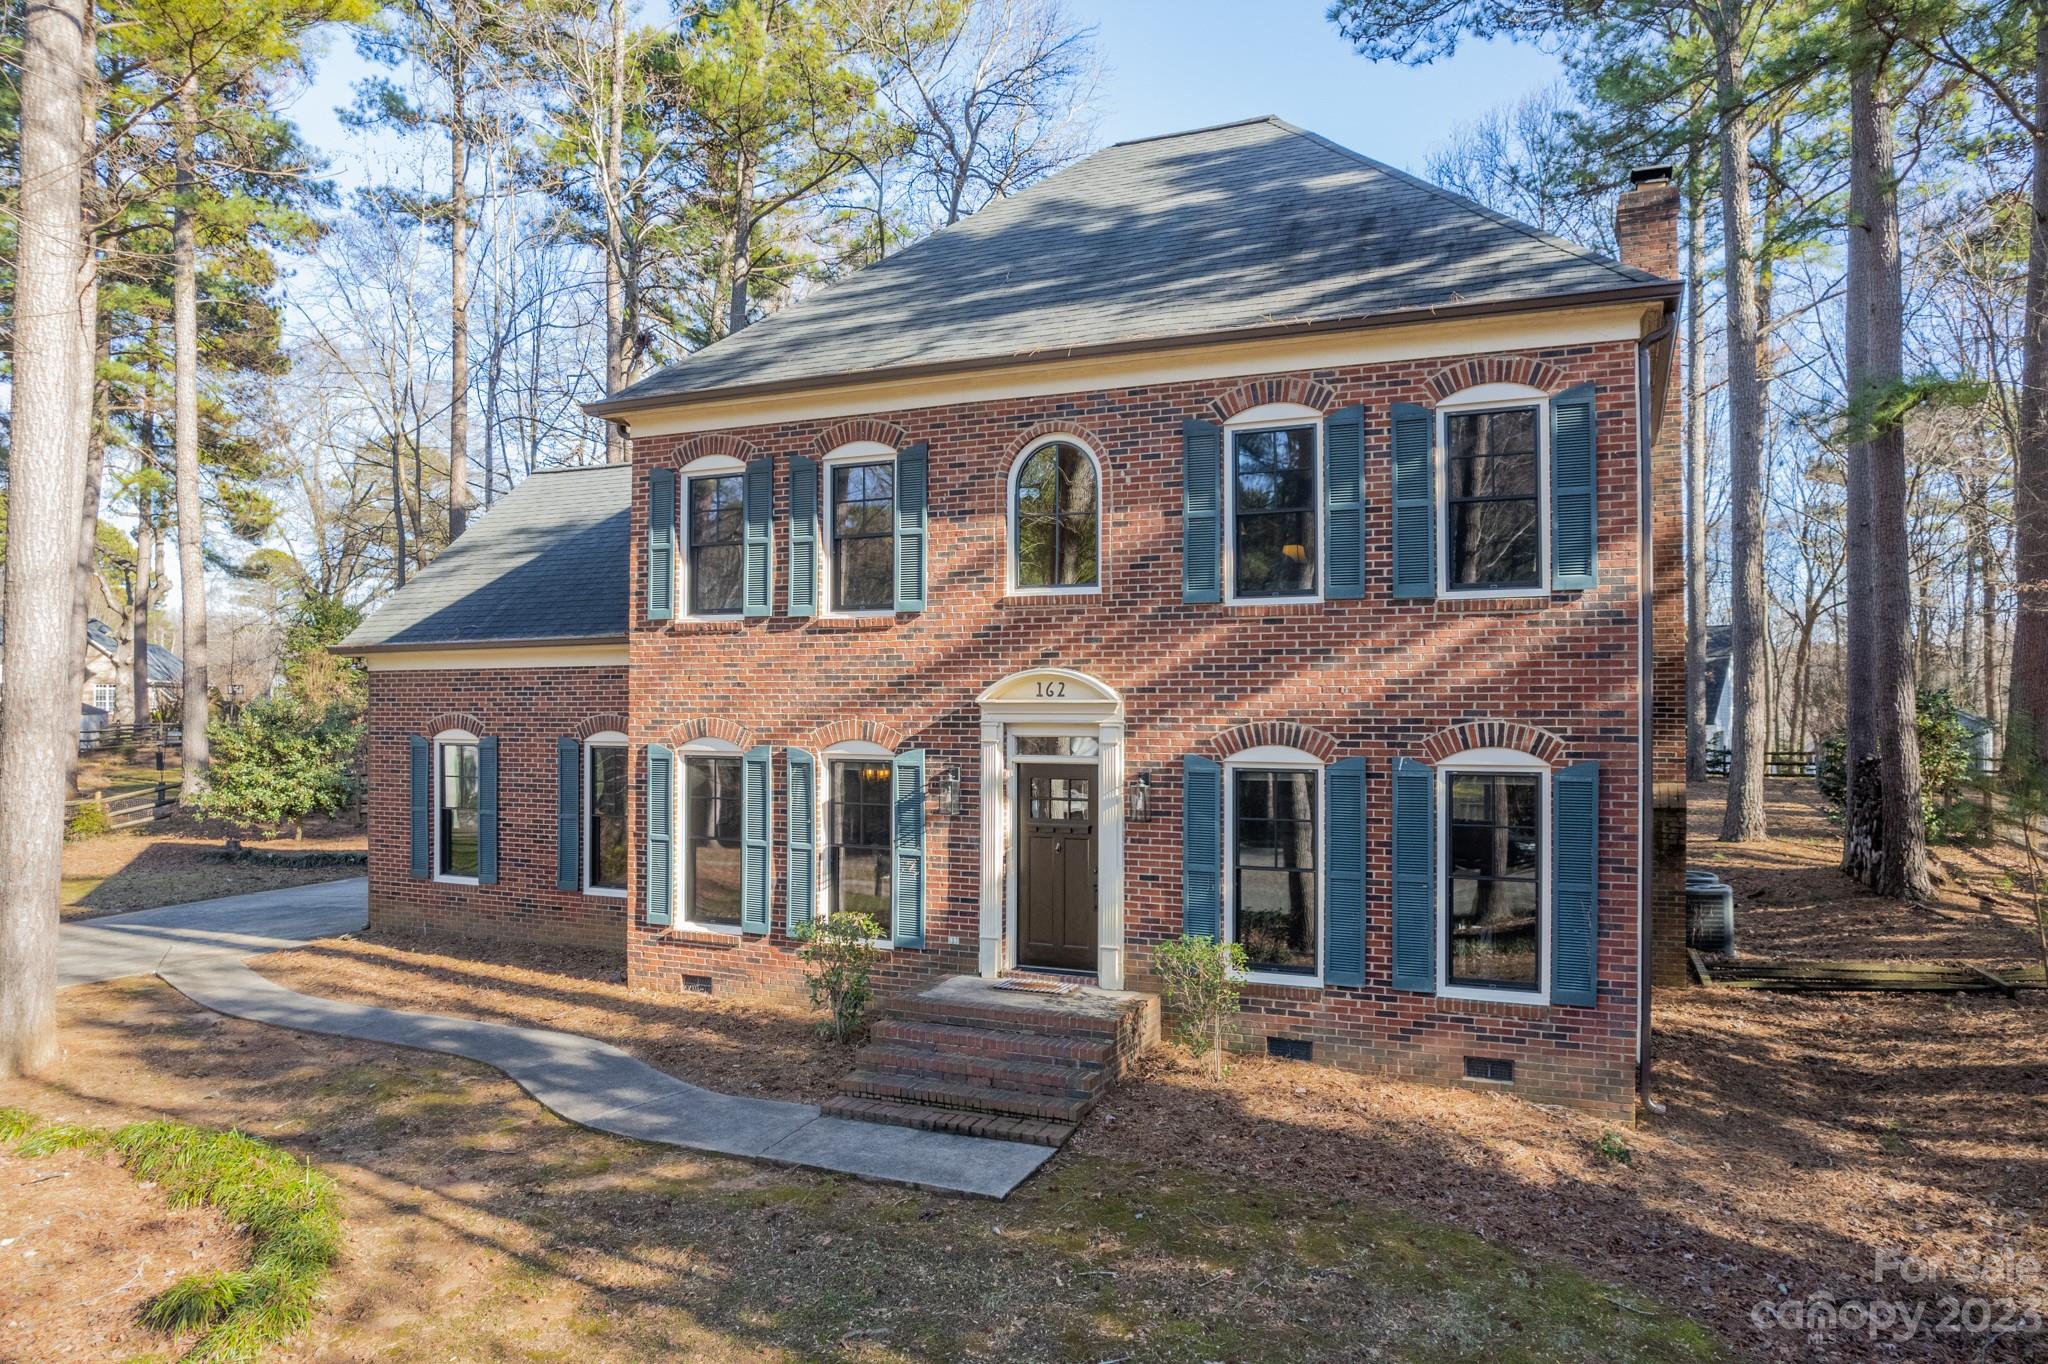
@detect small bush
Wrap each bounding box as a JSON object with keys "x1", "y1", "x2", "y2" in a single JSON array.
[
  {"x1": 1, "y1": 1108, "x2": 341, "y2": 1362},
  {"x1": 196, "y1": 695, "x2": 363, "y2": 836},
  {"x1": 1153, "y1": 934, "x2": 1246, "y2": 1079},
  {"x1": 66, "y1": 801, "x2": 114, "y2": 841},
  {"x1": 1814, "y1": 687, "x2": 1981, "y2": 843},
  {"x1": 1595, "y1": 1131, "x2": 1634, "y2": 1166},
  {"x1": 795, "y1": 912, "x2": 884, "y2": 1044}
]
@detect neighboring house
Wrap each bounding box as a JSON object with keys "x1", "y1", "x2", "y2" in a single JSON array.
[
  {"x1": 340, "y1": 118, "x2": 1688, "y2": 1120},
  {"x1": 1954, "y1": 709, "x2": 1998, "y2": 773},
  {"x1": 0, "y1": 616, "x2": 181, "y2": 726},
  {"x1": 1703, "y1": 623, "x2": 1732, "y2": 753}
]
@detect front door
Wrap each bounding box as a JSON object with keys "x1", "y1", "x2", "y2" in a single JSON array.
[{"x1": 1018, "y1": 763, "x2": 1098, "y2": 971}]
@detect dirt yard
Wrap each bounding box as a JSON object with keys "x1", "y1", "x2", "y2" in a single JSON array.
[
  {"x1": 6, "y1": 778, "x2": 2041, "y2": 1361},
  {"x1": 61, "y1": 810, "x2": 366, "y2": 920}
]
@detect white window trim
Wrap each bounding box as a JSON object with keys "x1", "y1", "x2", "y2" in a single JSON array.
[
  {"x1": 582, "y1": 731, "x2": 629, "y2": 899},
  {"x1": 677, "y1": 454, "x2": 747, "y2": 621},
  {"x1": 1222, "y1": 402, "x2": 1325, "y2": 607},
  {"x1": 1435, "y1": 746, "x2": 1552, "y2": 1006},
  {"x1": 818, "y1": 740, "x2": 896, "y2": 947},
  {"x1": 1222, "y1": 744, "x2": 1326, "y2": 987},
  {"x1": 820, "y1": 441, "x2": 898, "y2": 619},
  {"x1": 1435, "y1": 382, "x2": 1551, "y2": 600},
  {"x1": 431, "y1": 728, "x2": 481, "y2": 887},
  {"x1": 1005, "y1": 434, "x2": 1105, "y2": 598},
  {"x1": 678, "y1": 736, "x2": 745, "y2": 934}
]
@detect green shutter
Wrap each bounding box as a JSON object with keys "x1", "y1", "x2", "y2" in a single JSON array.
[
  {"x1": 891, "y1": 749, "x2": 926, "y2": 947},
  {"x1": 1324, "y1": 405, "x2": 1365, "y2": 599},
  {"x1": 1550, "y1": 383, "x2": 1598, "y2": 590},
  {"x1": 1325, "y1": 757, "x2": 1367, "y2": 986},
  {"x1": 645, "y1": 744, "x2": 673, "y2": 927},
  {"x1": 743, "y1": 458, "x2": 774, "y2": 618},
  {"x1": 1390, "y1": 403, "x2": 1435, "y2": 599},
  {"x1": 786, "y1": 748, "x2": 816, "y2": 931},
  {"x1": 1180, "y1": 754, "x2": 1221, "y2": 941},
  {"x1": 788, "y1": 456, "x2": 818, "y2": 618},
  {"x1": 647, "y1": 467, "x2": 675, "y2": 621},
  {"x1": 1181, "y1": 419, "x2": 1222, "y2": 603},
  {"x1": 1390, "y1": 756, "x2": 1435, "y2": 992},
  {"x1": 894, "y1": 443, "x2": 928, "y2": 612},
  {"x1": 477, "y1": 736, "x2": 500, "y2": 885},
  {"x1": 741, "y1": 744, "x2": 773, "y2": 933},
  {"x1": 409, "y1": 736, "x2": 430, "y2": 879},
  {"x1": 556, "y1": 737, "x2": 580, "y2": 892},
  {"x1": 1551, "y1": 761, "x2": 1600, "y2": 1006}
]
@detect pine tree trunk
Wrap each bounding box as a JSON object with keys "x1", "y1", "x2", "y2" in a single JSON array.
[
  {"x1": 1, "y1": 0, "x2": 89, "y2": 1080},
  {"x1": 1843, "y1": 69, "x2": 1879, "y2": 879},
  {"x1": 1853, "y1": 58, "x2": 1931, "y2": 901},
  {"x1": 65, "y1": 259, "x2": 103, "y2": 796},
  {"x1": 133, "y1": 475, "x2": 157, "y2": 729},
  {"x1": 1685, "y1": 146, "x2": 1712, "y2": 782},
  {"x1": 447, "y1": 52, "x2": 472, "y2": 542},
  {"x1": 2010, "y1": 2, "x2": 2048, "y2": 772},
  {"x1": 603, "y1": 0, "x2": 627, "y2": 463},
  {"x1": 173, "y1": 82, "x2": 210, "y2": 799},
  {"x1": 1716, "y1": 8, "x2": 1769, "y2": 843}
]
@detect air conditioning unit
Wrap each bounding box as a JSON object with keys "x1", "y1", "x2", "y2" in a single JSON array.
[{"x1": 1685, "y1": 874, "x2": 1736, "y2": 954}]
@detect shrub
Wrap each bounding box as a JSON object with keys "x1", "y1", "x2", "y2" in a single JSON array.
[
  {"x1": 794, "y1": 912, "x2": 884, "y2": 1044},
  {"x1": 1814, "y1": 687, "x2": 1980, "y2": 843},
  {"x1": 1595, "y1": 1131, "x2": 1634, "y2": 1166},
  {"x1": 65, "y1": 800, "x2": 113, "y2": 841},
  {"x1": 1152, "y1": 934, "x2": 1246, "y2": 1079},
  {"x1": 196, "y1": 695, "x2": 363, "y2": 837}
]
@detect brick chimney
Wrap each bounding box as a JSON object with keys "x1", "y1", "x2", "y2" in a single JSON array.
[{"x1": 1614, "y1": 165, "x2": 1679, "y2": 277}]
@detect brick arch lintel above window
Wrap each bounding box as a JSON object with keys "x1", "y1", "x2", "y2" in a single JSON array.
[
  {"x1": 656, "y1": 716, "x2": 757, "y2": 751},
  {"x1": 673, "y1": 432, "x2": 766, "y2": 465},
  {"x1": 573, "y1": 713, "x2": 631, "y2": 741},
  {"x1": 1001, "y1": 421, "x2": 1111, "y2": 465},
  {"x1": 810, "y1": 417, "x2": 910, "y2": 457},
  {"x1": 1419, "y1": 720, "x2": 1568, "y2": 766},
  {"x1": 795, "y1": 717, "x2": 910, "y2": 753},
  {"x1": 425, "y1": 712, "x2": 487, "y2": 738},
  {"x1": 1204, "y1": 721, "x2": 1340, "y2": 764},
  {"x1": 1207, "y1": 377, "x2": 1338, "y2": 422},
  {"x1": 1422, "y1": 354, "x2": 1567, "y2": 401}
]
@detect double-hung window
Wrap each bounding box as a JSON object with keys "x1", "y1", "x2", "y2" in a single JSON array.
[
  {"x1": 687, "y1": 471, "x2": 745, "y2": 615},
  {"x1": 684, "y1": 754, "x2": 744, "y2": 929},
  {"x1": 586, "y1": 740, "x2": 628, "y2": 894},
  {"x1": 1226, "y1": 753, "x2": 1321, "y2": 979},
  {"x1": 828, "y1": 758, "x2": 893, "y2": 929},
  {"x1": 1443, "y1": 765, "x2": 1543, "y2": 995},
  {"x1": 829, "y1": 460, "x2": 895, "y2": 612},
  {"x1": 1443, "y1": 405, "x2": 1542, "y2": 592},
  {"x1": 438, "y1": 736, "x2": 480, "y2": 880},
  {"x1": 1228, "y1": 418, "x2": 1318, "y2": 600}
]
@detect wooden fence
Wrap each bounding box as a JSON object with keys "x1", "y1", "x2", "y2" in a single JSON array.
[
  {"x1": 68, "y1": 781, "x2": 173, "y2": 832},
  {"x1": 1702, "y1": 748, "x2": 1815, "y2": 779},
  {"x1": 80, "y1": 722, "x2": 181, "y2": 755}
]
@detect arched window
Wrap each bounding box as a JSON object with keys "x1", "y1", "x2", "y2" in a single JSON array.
[{"x1": 1010, "y1": 439, "x2": 1100, "y2": 593}]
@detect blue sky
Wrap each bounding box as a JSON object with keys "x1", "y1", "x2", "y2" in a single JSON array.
[{"x1": 286, "y1": 1, "x2": 1566, "y2": 188}]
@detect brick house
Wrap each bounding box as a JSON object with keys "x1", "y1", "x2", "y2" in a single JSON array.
[{"x1": 341, "y1": 118, "x2": 1687, "y2": 1123}]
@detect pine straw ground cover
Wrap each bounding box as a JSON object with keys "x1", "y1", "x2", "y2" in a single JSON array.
[
  {"x1": 61, "y1": 811, "x2": 366, "y2": 921},
  {"x1": 240, "y1": 779, "x2": 2048, "y2": 1362},
  {"x1": 0, "y1": 1107, "x2": 341, "y2": 1361}
]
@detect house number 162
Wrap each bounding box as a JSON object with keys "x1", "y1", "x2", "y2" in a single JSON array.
[{"x1": 1034, "y1": 680, "x2": 1067, "y2": 698}]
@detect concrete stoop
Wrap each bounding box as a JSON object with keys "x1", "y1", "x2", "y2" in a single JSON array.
[{"x1": 823, "y1": 975, "x2": 1160, "y2": 1147}]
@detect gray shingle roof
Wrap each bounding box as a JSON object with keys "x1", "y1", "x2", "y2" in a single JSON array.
[
  {"x1": 592, "y1": 117, "x2": 1674, "y2": 415},
  {"x1": 337, "y1": 464, "x2": 630, "y2": 652}
]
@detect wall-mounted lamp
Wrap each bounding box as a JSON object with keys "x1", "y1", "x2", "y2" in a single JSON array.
[
  {"x1": 1127, "y1": 771, "x2": 1152, "y2": 822},
  {"x1": 928, "y1": 765, "x2": 961, "y2": 818}
]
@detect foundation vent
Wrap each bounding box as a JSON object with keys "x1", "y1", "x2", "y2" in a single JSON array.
[
  {"x1": 681, "y1": 974, "x2": 714, "y2": 995},
  {"x1": 1266, "y1": 1036, "x2": 1313, "y2": 1062},
  {"x1": 1463, "y1": 1056, "x2": 1515, "y2": 1083}
]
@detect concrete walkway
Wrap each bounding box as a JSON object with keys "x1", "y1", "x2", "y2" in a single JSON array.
[{"x1": 60, "y1": 880, "x2": 1051, "y2": 1198}]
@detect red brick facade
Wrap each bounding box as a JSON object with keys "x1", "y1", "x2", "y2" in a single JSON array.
[
  {"x1": 622, "y1": 325, "x2": 1674, "y2": 1119},
  {"x1": 366, "y1": 666, "x2": 631, "y2": 952}
]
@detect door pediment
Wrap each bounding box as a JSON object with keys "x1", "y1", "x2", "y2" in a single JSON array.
[{"x1": 977, "y1": 668, "x2": 1121, "y2": 723}]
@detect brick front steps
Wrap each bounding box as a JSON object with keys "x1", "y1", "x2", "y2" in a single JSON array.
[{"x1": 823, "y1": 975, "x2": 1160, "y2": 1147}]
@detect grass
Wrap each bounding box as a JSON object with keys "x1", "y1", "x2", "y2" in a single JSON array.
[{"x1": 0, "y1": 1106, "x2": 341, "y2": 1362}]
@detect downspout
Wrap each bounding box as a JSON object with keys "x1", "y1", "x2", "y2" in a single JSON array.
[{"x1": 1637, "y1": 308, "x2": 1676, "y2": 1117}]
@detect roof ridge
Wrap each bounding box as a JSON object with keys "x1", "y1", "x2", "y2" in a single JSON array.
[
  {"x1": 1274, "y1": 123, "x2": 1654, "y2": 287},
  {"x1": 1109, "y1": 114, "x2": 1290, "y2": 148}
]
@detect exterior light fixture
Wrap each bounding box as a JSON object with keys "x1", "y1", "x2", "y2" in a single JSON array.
[
  {"x1": 1127, "y1": 771, "x2": 1152, "y2": 822},
  {"x1": 928, "y1": 764, "x2": 961, "y2": 817}
]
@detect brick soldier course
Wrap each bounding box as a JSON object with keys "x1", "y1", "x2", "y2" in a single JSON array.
[{"x1": 344, "y1": 118, "x2": 1687, "y2": 1122}]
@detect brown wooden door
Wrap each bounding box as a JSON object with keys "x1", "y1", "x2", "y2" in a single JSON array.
[{"x1": 1018, "y1": 764, "x2": 1098, "y2": 971}]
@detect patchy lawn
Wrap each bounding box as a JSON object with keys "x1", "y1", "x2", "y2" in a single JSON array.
[
  {"x1": 1, "y1": 978, "x2": 1723, "y2": 1364},
  {"x1": 62, "y1": 811, "x2": 366, "y2": 920}
]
